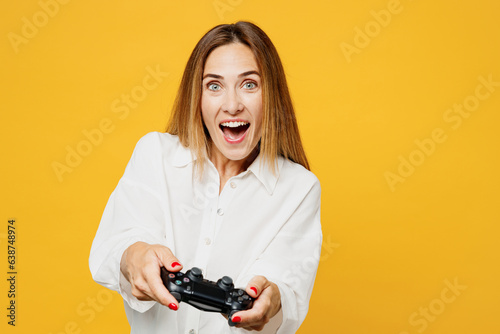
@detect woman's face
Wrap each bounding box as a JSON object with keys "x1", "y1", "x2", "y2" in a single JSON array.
[{"x1": 201, "y1": 43, "x2": 263, "y2": 163}]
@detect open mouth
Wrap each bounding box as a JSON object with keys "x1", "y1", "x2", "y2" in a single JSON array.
[{"x1": 219, "y1": 121, "x2": 250, "y2": 143}]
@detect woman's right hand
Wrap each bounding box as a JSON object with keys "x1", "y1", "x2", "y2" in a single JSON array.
[{"x1": 120, "y1": 241, "x2": 183, "y2": 310}]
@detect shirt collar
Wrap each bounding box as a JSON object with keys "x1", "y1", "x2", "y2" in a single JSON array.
[
  {"x1": 171, "y1": 143, "x2": 283, "y2": 195},
  {"x1": 171, "y1": 144, "x2": 197, "y2": 167},
  {"x1": 246, "y1": 154, "x2": 284, "y2": 195}
]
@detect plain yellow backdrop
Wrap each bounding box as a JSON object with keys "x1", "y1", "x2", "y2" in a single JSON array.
[{"x1": 1, "y1": 0, "x2": 499, "y2": 333}]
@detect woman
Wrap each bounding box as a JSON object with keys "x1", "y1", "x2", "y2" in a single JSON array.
[{"x1": 89, "y1": 21, "x2": 322, "y2": 333}]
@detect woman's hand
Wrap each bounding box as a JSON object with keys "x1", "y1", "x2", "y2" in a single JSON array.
[
  {"x1": 120, "y1": 241, "x2": 182, "y2": 310},
  {"x1": 231, "y1": 276, "x2": 282, "y2": 331}
]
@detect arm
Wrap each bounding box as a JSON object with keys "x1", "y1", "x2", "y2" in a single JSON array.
[
  {"x1": 233, "y1": 176, "x2": 322, "y2": 332},
  {"x1": 88, "y1": 133, "x2": 179, "y2": 312}
]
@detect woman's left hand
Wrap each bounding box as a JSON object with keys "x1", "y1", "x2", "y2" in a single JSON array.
[{"x1": 230, "y1": 276, "x2": 282, "y2": 331}]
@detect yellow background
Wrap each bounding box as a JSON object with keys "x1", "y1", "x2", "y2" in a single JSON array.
[{"x1": 1, "y1": 0, "x2": 499, "y2": 333}]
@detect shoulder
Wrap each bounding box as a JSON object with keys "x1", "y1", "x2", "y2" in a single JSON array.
[
  {"x1": 269, "y1": 157, "x2": 321, "y2": 203},
  {"x1": 279, "y1": 157, "x2": 321, "y2": 190},
  {"x1": 133, "y1": 132, "x2": 186, "y2": 158},
  {"x1": 134, "y1": 131, "x2": 180, "y2": 151},
  {"x1": 132, "y1": 132, "x2": 193, "y2": 168}
]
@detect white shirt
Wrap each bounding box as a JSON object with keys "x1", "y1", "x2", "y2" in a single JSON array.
[{"x1": 89, "y1": 132, "x2": 322, "y2": 334}]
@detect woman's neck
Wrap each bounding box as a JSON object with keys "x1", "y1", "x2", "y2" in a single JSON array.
[{"x1": 209, "y1": 144, "x2": 259, "y2": 193}]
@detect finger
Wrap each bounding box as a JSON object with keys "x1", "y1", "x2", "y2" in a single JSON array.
[
  {"x1": 155, "y1": 246, "x2": 183, "y2": 272},
  {"x1": 234, "y1": 279, "x2": 281, "y2": 328},
  {"x1": 231, "y1": 306, "x2": 270, "y2": 329},
  {"x1": 246, "y1": 275, "x2": 270, "y2": 298},
  {"x1": 147, "y1": 267, "x2": 181, "y2": 310},
  {"x1": 149, "y1": 246, "x2": 183, "y2": 310},
  {"x1": 130, "y1": 281, "x2": 154, "y2": 301},
  {"x1": 245, "y1": 324, "x2": 265, "y2": 331},
  {"x1": 132, "y1": 246, "x2": 183, "y2": 310},
  {"x1": 130, "y1": 275, "x2": 156, "y2": 301},
  {"x1": 230, "y1": 293, "x2": 271, "y2": 326},
  {"x1": 231, "y1": 296, "x2": 271, "y2": 327}
]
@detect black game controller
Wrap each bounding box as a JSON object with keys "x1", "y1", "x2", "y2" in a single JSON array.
[{"x1": 161, "y1": 267, "x2": 254, "y2": 326}]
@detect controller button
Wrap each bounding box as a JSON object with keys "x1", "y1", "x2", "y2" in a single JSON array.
[
  {"x1": 226, "y1": 297, "x2": 232, "y2": 303},
  {"x1": 168, "y1": 274, "x2": 175, "y2": 279},
  {"x1": 186, "y1": 286, "x2": 191, "y2": 291},
  {"x1": 243, "y1": 295, "x2": 249, "y2": 300},
  {"x1": 175, "y1": 280, "x2": 182, "y2": 286},
  {"x1": 176, "y1": 272, "x2": 183, "y2": 277},
  {"x1": 183, "y1": 278, "x2": 190, "y2": 283},
  {"x1": 237, "y1": 289, "x2": 244, "y2": 296},
  {"x1": 238, "y1": 297, "x2": 243, "y2": 302}
]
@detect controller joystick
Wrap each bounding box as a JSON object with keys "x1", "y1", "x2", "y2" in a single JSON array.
[
  {"x1": 187, "y1": 267, "x2": 203, "y2": 281},
  {"x1": 218, "y1": 276, "x2": 234, "y2": 291},
  {"x1": 161, "y1": 267, "x2": 253, "y2": 327}
]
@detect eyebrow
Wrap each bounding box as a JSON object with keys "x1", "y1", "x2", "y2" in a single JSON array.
[{"x1": 202, "y1": 70, "x2": 260, "y2": 80}]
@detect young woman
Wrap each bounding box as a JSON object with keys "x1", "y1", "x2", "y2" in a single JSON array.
[{"x1": 89, "y1": 21, "x2": 322, "y2": 333}]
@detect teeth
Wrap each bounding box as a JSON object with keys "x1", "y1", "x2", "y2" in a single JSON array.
[{"x1": 220, "y1": 121, "x2": 249, "y2": 128}]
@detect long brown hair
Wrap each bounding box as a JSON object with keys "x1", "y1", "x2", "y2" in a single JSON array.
[{"x1": 166, "y1": 21, "x2": 310, "y2": 173}]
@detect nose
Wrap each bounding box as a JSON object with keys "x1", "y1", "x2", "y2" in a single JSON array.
[{"x1": 222, "y1": 89, "x2": 244, "y2": 115}]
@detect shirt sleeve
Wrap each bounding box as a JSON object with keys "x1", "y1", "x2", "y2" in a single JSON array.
[
  {"x1": 89, "y1": 132, "x2": 170, "y2": 313},
  {"x1": 240, "y1": 174, "x2": 322, "y2": 333}
]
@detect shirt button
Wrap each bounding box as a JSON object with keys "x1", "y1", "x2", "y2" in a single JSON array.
[
  {"x1": 217, "y1": 208, "x2": 224, "y2": 216},
  {"x1": 205, "y1": 238, "x2": 212, "y2": 245},
  {"x1": 189, "y1": 330, "x2": 196, "y2": 334},
  {"x1": 230, "y1": 181, "x2": 237, "y2": 188}
]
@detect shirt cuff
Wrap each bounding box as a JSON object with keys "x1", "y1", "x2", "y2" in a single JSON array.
[
  {"x1": 119, "y1": 270, "x2": 156, "y2": 313},
  {"x1": 275, "y1": 282, "x2": 300, "y2": 334}
]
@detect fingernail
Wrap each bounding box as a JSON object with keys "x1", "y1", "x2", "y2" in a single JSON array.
[
  {"x1": 171, "y1": 262, "x2": 181, "y2": 268},
  {"x1": 250, "y1": 287, "x2": 258, "y2": 295},
  {"x1": 168, "y1": 303, "x2": 178, "y2": 311},
  {"x1": 232, "y1": 316, "x2": 241, "y2": 323}
]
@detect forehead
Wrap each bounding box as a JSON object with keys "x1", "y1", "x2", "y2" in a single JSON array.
[{"x1": 204, "y1": 43, "x2": 258, "y2": 75}]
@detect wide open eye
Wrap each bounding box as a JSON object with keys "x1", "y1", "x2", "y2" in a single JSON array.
[
  {"x1": 243, "y1": 82, "x2": 257, "y2": 89},
  {"x1": 208, "y1": 83, "x2": 221, "y2": 91}
]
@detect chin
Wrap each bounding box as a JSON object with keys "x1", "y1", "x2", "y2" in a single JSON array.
[{"x1": 220, "y1": 148, "x2": 252, "y2": 162}]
